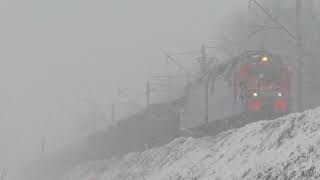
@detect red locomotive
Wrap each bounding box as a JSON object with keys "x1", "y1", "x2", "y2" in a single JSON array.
[{"x1": 233, "y1": 51, "x2": 291, "y2": 118}]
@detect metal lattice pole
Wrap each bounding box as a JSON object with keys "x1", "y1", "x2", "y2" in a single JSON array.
[{"x1": 296, "y1": 0, "x2": 303, "y2": 111}]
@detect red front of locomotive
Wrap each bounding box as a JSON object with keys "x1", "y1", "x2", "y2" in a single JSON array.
[{"x1": 235, "y1": 53, "x2": 291, "y2": 117}]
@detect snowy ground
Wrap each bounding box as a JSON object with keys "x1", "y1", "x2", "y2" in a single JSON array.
[{"x1": 62, "y1": 107, "x2": 320, "y2": 180}]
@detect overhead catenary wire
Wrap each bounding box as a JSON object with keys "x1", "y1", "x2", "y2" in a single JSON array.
[{"x1": 249, "y1": 0, "x2": 296, "y2": 41}]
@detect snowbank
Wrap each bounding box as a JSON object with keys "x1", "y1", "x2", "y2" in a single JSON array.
[{"x1": 63, "y1": 107, "x2": 320, "y2": 180}]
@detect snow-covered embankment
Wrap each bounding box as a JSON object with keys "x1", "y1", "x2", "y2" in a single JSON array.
[{"x1": 63, "y1": 107, "x2": 320, "y2": 180}]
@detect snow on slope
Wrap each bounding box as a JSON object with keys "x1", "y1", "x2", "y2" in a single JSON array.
[{"x1": 63, "y1": 107, "x2": 320, "y2": 180}]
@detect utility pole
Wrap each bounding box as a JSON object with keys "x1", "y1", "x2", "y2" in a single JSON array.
[
  {"x1": 199, "y1": 44, "x2": 218, "y2": 125},
  {"x1": 199, "y1": 44, "x2": 209, "y2": 124},
  {"x1": 146, "y1": 81, "x2": 151, "y2": 107},
  {"x1": 296, "y1": 0, "x2": 303, "y2": 111},
  {"x1": 204, "y1": 70, "x2": 218, "y2": 125},
  {"x1": 200, "y1": 44, "x2": 207, "y2": 74},
  {"x1": 41, "y1": 136, "x2": 46, "y2": 153},
  {"x1": 111, "y1": 103, "x2": 115, "y2": 123},
  {"x1": 204, "y1": 75, "x2": 210, "y2": 125},
  {"x1": 310, "y1": 0, "x2": 316, "y2": 48}
]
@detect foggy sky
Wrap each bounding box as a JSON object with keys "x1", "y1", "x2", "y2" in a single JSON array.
[{"x1": 0, "y1": 0, "x2": 246, "y2": 176}]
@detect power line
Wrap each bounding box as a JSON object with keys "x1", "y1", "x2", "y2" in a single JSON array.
[
  {"x1": 162, "y1": 50, "x2": 190, "y2": 74},
  {"x1": 249, "y1": 0, "x2": 296, "y2": 41}
]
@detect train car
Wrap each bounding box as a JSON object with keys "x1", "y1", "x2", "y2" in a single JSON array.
[{"x1": 233, "y1": 50, "x2": 291, "y2": 119}]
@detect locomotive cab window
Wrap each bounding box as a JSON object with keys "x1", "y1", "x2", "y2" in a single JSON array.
[{"x1": 249, "y1": 64, "x2": 281, "y2": 81}]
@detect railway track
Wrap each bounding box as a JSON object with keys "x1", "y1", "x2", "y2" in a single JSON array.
[{"x1": 181, "y1": 113, "x2": 260, "y2": 138}]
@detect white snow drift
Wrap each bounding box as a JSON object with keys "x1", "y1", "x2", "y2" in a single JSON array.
[{"x1": 63, "y1": 107, "x2": 320, "y2": 180}]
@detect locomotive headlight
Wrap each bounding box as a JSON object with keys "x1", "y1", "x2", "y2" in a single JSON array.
[
  {"x1": 253, "y1": 92, "x2": 258, "y2": 97},
  {"x1": 261, "y1": 56, "x2": 269, "y2": 62},
  {"x1": 278, "y1": 92, "x2": 282, "y2": 97}
]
